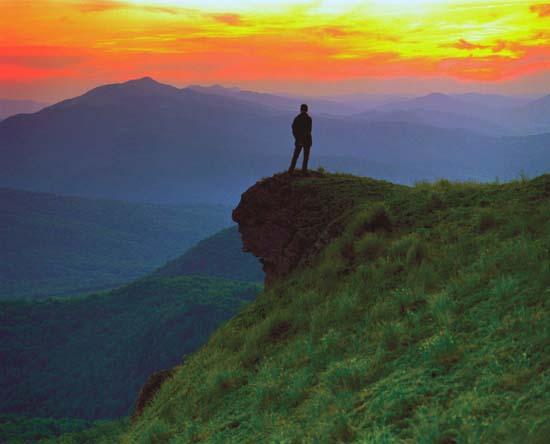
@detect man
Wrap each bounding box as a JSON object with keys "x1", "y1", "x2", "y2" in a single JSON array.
[{"x1": 289, "y1": 103, "x2": 312, "y2": 173}]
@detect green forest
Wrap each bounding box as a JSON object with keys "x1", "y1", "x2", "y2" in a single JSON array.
[
  {"x1": 0, "y1": 187, "x2": 231, "y2": 299},
  {"x1": 0, "y1": 276, "x2": 260, "y2": 420}
]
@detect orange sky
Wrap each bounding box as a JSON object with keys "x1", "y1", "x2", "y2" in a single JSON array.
[{"x1": 1, "y1": 0, "x2": 550, "y2": 101}]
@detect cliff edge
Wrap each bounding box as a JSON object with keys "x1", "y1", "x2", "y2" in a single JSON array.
[{"x1": 232, "y1": 172, "x2": 397, "y2": 285}]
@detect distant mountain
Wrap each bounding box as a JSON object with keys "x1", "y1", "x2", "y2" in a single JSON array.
[
  {"x1": 356, "y1": 108, "x2": 508, "y2": 136},
  {"x1": 189, "y1": 84, "x2": 368, "y2": 115},
  {"x1": 0, "y1": 99, "x2": 47, "y2": 121},
  {"x1": 511, "y1": 94, "x2": 550, "y2": 132},
  {"x1": 1, "y1": 78, "x2": 549, "y2": 205},
  {"x1": 378, "y1": 92, "x2": 485, "y2": 116},
  {"x1": 155, "y1": 226, "x2": 263, "y2": 282},
  {"x1": 451, "y1": 93, "x2": 532, "y2": 109},
  {"x1": 379, "y1": 92, "x2": 550, "y2": 135},
  {"x1": 0, "y1": 187, "x2": 231, "y2": 299},
  {"x1": 0, "y1": 77, "x2": 289, "y2": 204},
  {"x1": 523, "y1": 94, "x2": 550, "y2": 119}
]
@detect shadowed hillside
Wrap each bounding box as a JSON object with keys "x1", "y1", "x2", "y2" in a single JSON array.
[
  {"x1": 114, "y1": 172, "x2": 549, "y2": 443},
  {"x1": 0, "y1": 222, "x2": 266, "y2": 443},
  {"x1": 0, "y1": 188, "x2": 231, "y2": 299},
  {"x1": 154, "y1": 227, "x2": 263, "y2": 283},
  {"x1": 0, "y1": 276, "x2": 260, "y2": 422}
]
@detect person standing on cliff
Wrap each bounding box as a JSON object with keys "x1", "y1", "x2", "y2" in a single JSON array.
[{"x1": 289, "y1": 104, "x2": 313, "y2": 173}]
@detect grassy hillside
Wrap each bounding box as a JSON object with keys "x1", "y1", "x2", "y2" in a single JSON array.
[
  {"x1": 0, "y1": 276, "x2": 260, "y2": 422},
  {"x1": 0, "y1": 188, "x2": 231, "y2": 299},
  {"x1": 154, "y1": 227, "x2": 263, "y2": 282},
  {"x1": 121, "y1": 173, "x2": 549, "y2": 443}
]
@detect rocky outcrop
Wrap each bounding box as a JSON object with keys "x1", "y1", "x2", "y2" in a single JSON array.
[
  {"x1": 132, "y1": 368, "x2": 175, "y2": 420},
  {"x1": 232, "y1": 172, "x2": 360, "y2": 286}
]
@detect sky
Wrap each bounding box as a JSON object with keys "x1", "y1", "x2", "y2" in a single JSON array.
[{"x1": 1, "y1": 0, "x2": 550, "y2": 102}]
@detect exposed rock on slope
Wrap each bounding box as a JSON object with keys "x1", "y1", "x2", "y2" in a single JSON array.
[
  {"x1": 133, "y1": 368, "x2": 175, "y2": 420},
  {"x1": 232, "y1": 172, "x2": 396, "y2": 285}
]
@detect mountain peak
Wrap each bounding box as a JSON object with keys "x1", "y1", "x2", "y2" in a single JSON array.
[
  {"x1": 124, "y1": 76, "x2": 162, "y2": 86},
  {"x1": 417, "y1": 92, "x2": 455, "y2": 102},
  {"x1": 423, "y1": 92, "x2": 449, "y2": 99}
]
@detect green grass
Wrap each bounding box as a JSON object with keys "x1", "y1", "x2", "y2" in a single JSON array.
[{"x1": 58, "y1": 173, "x2": 550, "y2": 443}]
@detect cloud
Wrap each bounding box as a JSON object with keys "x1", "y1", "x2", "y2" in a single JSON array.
[
  {"x1": 530, "y1": 3, "x2": 550, "y2": 17},
  {"x1": 77, "y1": 1, "x2": 127, "y2": 13},
  {"x1": 144, "y1": 6, "x2": 179, "y2": 15},
  {"x1": 209, "y1": 13, "x2": 243, "y2": 26},
  {"x1": 452, "y1": 39, "x2": 488, "y2": 50},
  {"x1": 0, "y1": 47, "x2": 86, "y2": 69},
  {"x1": 0, "y1": 55, "x2": 83, "y2": 69},
  {"x1": 448, "y1": 39, "x2": 519, "y2": 54},
  {"x1": 318, "y1": 26, "x2": 359, "y2": 38},
  {"x1": 77, "y1": 1, "x2": 178, "y2": 15}
]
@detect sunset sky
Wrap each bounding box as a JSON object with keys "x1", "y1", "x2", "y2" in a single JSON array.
[{"x1": 1, "y1": 0, "x2": 550, "y2": 101}]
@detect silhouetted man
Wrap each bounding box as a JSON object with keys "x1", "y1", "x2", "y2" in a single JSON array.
[{"x1": 289, "y1": 104, "x2": 312, "y2": 173}]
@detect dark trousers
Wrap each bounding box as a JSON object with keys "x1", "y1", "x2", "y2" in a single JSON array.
[{"x1": 289, "y1": 143, "x2": 311, "y2": 172}]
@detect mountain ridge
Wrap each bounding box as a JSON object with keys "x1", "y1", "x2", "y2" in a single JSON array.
[
  {"x1": 0, "y1": 187, "x2": 231, "y2": 299},
  {"x1": 1, "y1": 77, "x2": 549, "y2": 206}
]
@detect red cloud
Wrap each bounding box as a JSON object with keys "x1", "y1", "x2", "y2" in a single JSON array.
[
  {"x1": 530, "y1": 4, "x2": 550, "y2": 17},
  {"x1": 453, "y1": 39, "x2": 488, "y2": 50},
  {"x1": 77, "y1": 1, "x2": 127, "y2": 13},
  {"x1": 76, "y1": 1, "x2": 177, "y2": 14},
  {"x1": 210, "y1": 13, "x2": 243, "y2": 26},
  {"x1": 449, "y1": 39, "x2": 517, "y2": 54},
  {"x1": 321, "y1": 26, "x2": 356, "y2": 38}
]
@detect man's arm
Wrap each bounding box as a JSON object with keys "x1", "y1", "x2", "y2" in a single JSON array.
[
  {"x1": 307, "y1": 115, "x2": 312, "y2": 134},
  {"x1": 292, "y1": 116, "x2": 298, "y2": 137}
]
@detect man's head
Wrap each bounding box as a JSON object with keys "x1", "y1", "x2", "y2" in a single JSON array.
[{"x1": 300, "y1": 103, "x2": 308, "y2": 113}]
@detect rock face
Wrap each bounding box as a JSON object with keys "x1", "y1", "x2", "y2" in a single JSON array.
[
  {"x1": 133, "y1": 368, "x2": 175, "y2": 420},
  {"x1": 232, "y1": 172, "x2": 358, "y2": 286}
]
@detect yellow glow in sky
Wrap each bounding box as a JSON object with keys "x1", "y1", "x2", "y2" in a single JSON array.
[{"x1": 1, "y1": 0, "x2": 549, "y2": 100}]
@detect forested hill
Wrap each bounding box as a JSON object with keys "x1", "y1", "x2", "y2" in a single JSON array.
[
  {"x1": 119, "y1": 171, "x2": 549, "y2": 443},
  {"x1": 0, "y1": 276, "x2": 260, "y2": 422},
  {"x1": 0, "y1": 219, "x2": 264, "y2": 430},
  {"x1": 0, "y1": 188, "x2": 231, "y2": 299},
  {"x1": 154, "y1": 227, "x2": 263, "y2": 283}
]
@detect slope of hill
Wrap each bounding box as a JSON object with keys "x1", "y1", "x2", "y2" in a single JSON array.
[
  {"x1": 379, "y1": 92, "x2": 550, "y2": 135},
  {"x1": 378, "y1": 92, "x2": 478, "y2": 115},
  {"x1": 154, "y1": 226, "x2": 263, "y2": 282},
  {"x1": 522, "y1": 94, "x2": 550, "y2": 122},
  {"x1": 0, "y1": 99, "x2": 47, "y2": 121},
  {"x1": 1, "y1": 78, "x2": 549, "y2": 206},
  {"x1": 118, "y1": 172, "x2": 549, "y2": 443},
  {"x1": 0, "y1": 276, "x2": 260, "y2": 422},
  {"x1": 512, "y1": 94, "x2": 550, "y2": 133},
  {"x1": 188, "y1": 84, "x2": 369, "y2": 115},
  {"x1": 356, "y1": 108, "x2": 508, "y2": 135},
  {"x1": 0, "y1": 188, "x2": 231, "y2": 299}
]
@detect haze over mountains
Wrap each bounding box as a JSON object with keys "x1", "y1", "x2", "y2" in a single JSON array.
[
  {"x1": 0, "y1": 77, "x2": 548, "y2": 205},
  {"x1": 0, "y1": 99, "x2": 48, "y2": 121}
]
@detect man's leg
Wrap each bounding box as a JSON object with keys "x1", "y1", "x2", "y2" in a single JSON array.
[
  {"x1": 302, "y1": 146, "x2": 311, "y2": 171},
  {"x1": 289, "y1": 144, "x2": 302, "y2": 172}
]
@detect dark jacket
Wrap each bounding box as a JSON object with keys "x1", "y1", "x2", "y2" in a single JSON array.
[{"x1": 292, "y1": 112, "x2": 312, "y2": 146}]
